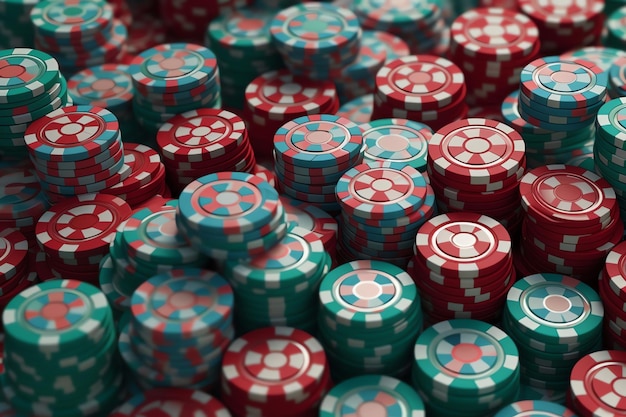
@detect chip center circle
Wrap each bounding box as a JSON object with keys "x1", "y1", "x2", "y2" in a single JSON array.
[
  {"x1": 451, "y1": 343, "x2": 482, "y2": 364},
  {"x1": 169, "y1": 292, "x2": 195, "y2": 309},
  {"x1": 553, "y1": 183, "x2": 582, "y2": 203},
  {"x1": 216, "y1": 191, "x2": 240, "y2": 206},
  {"x1": 378, "y1": 134, "x2": 409, "y2": 152},
  {"x1": 353, "y1": 281, "x2": 382, "y2": 300},
  {"x1": 552, "y1": 70, "x2": 577, "y2": 84},
  {"x1": 616, "y1": 108, "x2": 626, "y2": 130},
  {"x1": 0, "y1": 64, "x2": 25, "y2": 78},
  {"x1": 305, "y1": 130, "x2": 332, "y2": 144},
  {"x1": 300, "y1": 20, "x2": 328, "y2": 36},
  {"x1": 484, "y1": 24, "x2": 505, "y2": 37},
  {"x1": 466, "y1": 138, "x2": 490, "y2": 154},
  {"x1": 452, "y1": 232, "x2": 477, "y2": 248},
  {"x1": 92, "y1": 79, "x2": 115, "y2": 91},
  {"x1": 191, "y1": 126, "x2": 212, "y2": 137},
  {"x1": 613, "y1": 377, "x2": 626, "y2": 397},
  {"x1": 408, "y1": 71, "x2": 431, "y2": 84},
  {"x1": 357, "y1": 402, "x2": 387, "y2": 417},
  {"x1": 263, "y1": 352, "x2": 287, "y2": 368},
  {"x1": 160, "y1": 57, "x2": 185, "y2": 71},
  {"x1": 371, "y1": 178, "x2": 393, "y2": 192},
  {"x1": 60, "y1": 122, "x2": 84, "y2": 135},
  {"x1": 41, "y1": 302, "x2": 69, "y2": 320},
  {"x1": 543, "y1": 294, "x2": 571, "y2": 313},
  {"x1": 69, "y1": 213, "x2": 99, "y2": 231},
  {"x1": 279, "y1": 82, "x2": 302, "y2": 95}
]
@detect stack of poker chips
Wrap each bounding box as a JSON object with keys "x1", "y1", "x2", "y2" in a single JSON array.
[
  {"x1": 128, "y1": 43, "x2": 221, "y2": 134},
  {"x1": 156, "y1": 109, "x2": 256, "y2": 195},
  {"x1": 372, "y1": 55, "x2": 467, "y2": 132},
  {"x1": 35, "y1": 193, "x2": 132, "y2": 286},
  {"x1": 427, "y1": 118, "x2": 526, "y2": 233},
  {"x1": 412, "y1": 319, "x2": 521, "y2": 417},
  {"x1": 222, "y1": 226, "x2": 331, "y2": 335},
  {"x1": 110, "y1": 389, "x2": 231, "y2": 416},
  {"x1": 353, "y1": 0, "x2": 446, "y2": 54},
  {"x1": 336, "y1": 94, "x2": 373, "y2": 125},
  {"x1": 269, "y1": 3, "x2": 361, "y2": 81},
  {"x1": 0, "y1": 48, "x2": 67, "y2": 160},
  {"x1": 24, "y1": 105, "x2": 131, "y2": 203},
  {"x1": 273, "y1": 114, "x2": 364, "y2": 213},
  {"x1": 99, "y1": 200, "x2": 207, "y2": 316},
  {"x1": 119, "y1": 268, "x2": 234, "y2": 390},
  {"x1": 220, "y1": 326, "x2": 331, "y2": 417},
  {"x1": 31, "y1": 0, "x2": 127, "y2": 77},
  {"x1": 0, "y1": 0, "x2": 37, "y2": 49},
  {"x1": 336, "y1": 162, "x2": 435, "y2": 268},
  {"x1": 0, "y1": 229, "x2": 37, "y2": 319},
  {"x1": 516, "y1": 165, "x2": 623, "y2": 285},
  {"x1": 318, "y1": 260, "x2": 422, "y2": 381},
  {"x1": 177, "y1": 172, "x2": 287, "y2": 261},
  {"x1": 597, "y1": 241, "x2": 626, "y2": 350},
  {"x1": 605, "y1": 6, "x2": 626, "y2": 51},
  {"x1": 449, "y1": 8, "x2": 540, "y2": 106},
  {"x1": 1, "y1": 280, "x2": 125, "y2": 416},
  {"x1": 243, "y1": 70, "x2": 339, "y2": 161},
  {"x1": 205, "y1": 7, "x2": 285, "y2": 110},
  {"x1": 411, "y1": 213, "x2": 515, "y2": 325},
  {"x1": 609, "y1": 57, "x2": 626, "y2": 98},
  {"x1": 503, "y1": 273, "x2": 603, "y2": 397},
  {"x1": 518, "y1": 0, "x2": 604, "y2": 55}
]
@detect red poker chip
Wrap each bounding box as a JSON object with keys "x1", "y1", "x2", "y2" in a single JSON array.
[
  {"x1": 110, "y1": 388, "x2": 230, "y2": 416},
  {"x1": 518, "y1": 0, "x2": 604, "y2": 28},
  {"x1": 0, "y1": 228, "x2": 29, "y2": 282},
  {"x1": 104, "y1": 143, "x2": 163, "y2": 195},
  {"x1": 523, "y1": 216, "x2": 623, "y2": 251}
]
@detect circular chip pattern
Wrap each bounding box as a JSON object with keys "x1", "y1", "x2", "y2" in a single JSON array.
[{"x1": 0, "y1": 48, "x2": 60, "y2": 104}]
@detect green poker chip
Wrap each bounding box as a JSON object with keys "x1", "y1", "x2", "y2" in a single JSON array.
[
  {"x1": 596, "y1": 98, "x2": 626, "y2": 150},
  {"x1": 0, "y1": 48, "x2": 60, "y2": 104}
]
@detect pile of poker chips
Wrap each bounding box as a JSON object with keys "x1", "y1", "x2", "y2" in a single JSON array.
[
  {"x1": 243, "y1": 69, "x2": 339, "y2": 161},
  {"x1": 503, "y1": 273, "x2": 603, "y2": 395},
  {"x1": 119, "y1": 268, "x2": 234, "y2": 390},
  {"x1": 598, "y1": 241, "x2": 626, "y2": 350},
  {"x1": 269, "y1": 3, "x2": 361, "y2": 81},
  {"x1": 372, "y1": 55, "x2": 467, "y2": 132},
  {"x1": 177, "y1": 172, "x2": 287, "y2": 261},
  {"x1": 156, "y1": 109, "x2": 256, "y2": 195},
  {"x1": 494, "y1": 400, "x2": 578, "y2": 417},
  {"x1": 0, "y1": 48, "x2": 68, "y2": 160},
  {"x1": 99, "y1": 200, "x2": 207, "y2": 315},
  {"x1": 318, "y1": 260, "x2": 422, "y2": 381},
  {"x1": 0, "y1": 0, "x2": 37, "y2": 49},
  {"x1": 412, "y1": 319, "x2": 521, "y2": 417},
  {"x1": 222, "y1": 226, "x2": 331, "y2": 334},
  {"x1": 273, "y1": 114, "x2": 364, "y2": 213},
  {"x1": 205, "y1": 7, "x2": 285, "y2": 110},
  {"x1": 353, "y1": 0, "x2": 446, "y2": 54},
  {"x1": 1, "y1": 279, "x2": 125, "y2": 416},
  {"x1": 518, "y1": 0, "x2": 604, "y2": 55},
  {"x1": 411, "y1": 213, "x2": 514, "y2": 325},
  {"x1": 31, "y1": 0, "x2": 127, "y2": 77},
  {"x1": 220, "y1": 326, "x2": 331, "y2": 417},
  {"x1": 336, "y1": 162, "x2": 434, "y2": 267},
  {"x1": 517, "y1": 165, "x2": 623, "y2": 284},
  {"x1": 605, "y1": 6, "x2": 626, "y2": 51},
  {"x1": 609, "y1": 57, "x2": 626, "y2": 98},
  {"x1": 568, "y1": 350, "x2": 626, "y2": 416},
  {"x1": 128, "y1": 43, "x2": 221, "y2": 134},
  {"x1": 24, "y1": 105, "x2": 131, "y2": 203},
  {"x1": 126, "y1": 14, "x2": 166, "y2": 57},
  {"x1": 449, "y1": 8, "x2": 540, "y2": 106},
  {"x1": 336, "y1": 94, "x2": 373, "y2": 125},
  {"x1": 319, "y1": 375, "x2": 425, "y2": 417},
  {"x1": 427, "y1": 118, "x2": 526, "y2": 232},
  {"x1": 35, "y1": 193, "x2": 132, "y2": 285},
  {"x1": 110, "y1": 388, "x2": 231, "y2": 416},
  {"x1": 0, "y1": 229, "x2": 38, "y2": 318}
]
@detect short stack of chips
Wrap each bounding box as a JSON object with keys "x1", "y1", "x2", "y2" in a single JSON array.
[
  {"x1": 2, "y1": 280, "x2": 125, "y2": 416},
  {"x1": 110, "y1": 389, "x2": 231, "y2": 417},
  {"x1": 220, "y1": 326, "x2": 331, "y2": 417},
  {"x1": 126, "y1": 14, "x2": 166, "y2": 57},
  {"x1": 176, "y1": 172, "x2": 287, "y2": 261},
  {"x1": 99, "y1": 200, "x2": 207, "y2": 315},
  {"x1": 119, "y1": 268, "x2": 234, "y2": 390},
  {"x1": 336, "y1": 94, "x2": 373, "y2": 125},
  {"x1": 31, "y1": 0, "x2": 127, "y2": 77},
  {"x1": 336, "y1": 161, "x2": 435, "y2": 267},
  {"x1": 128, "y1": 43, "x2": 221, "y2": 134},
  {"x1": 449, "y1": 8, "x2": 540, "y2": 106},
  {"x1": 318, "y1": 260, "x2": 422, "y2": 381},
  {"x1": 0, "y1": 48, "x2": 67, "y2": 160},
  {"x1": 412, "y1": 319, "x2": 521, "y2": 417},
  {"x1": 24, "y1": 105, "x2": 131, "y2": 203},
  {"x1": 594, "y1": 97, "x2": 626, "y2": 221},
  {"x1": 222, "y1": 226, "x2": 331, "y2": 334},
  {"x1": 609, "y1": 57, "x2": 626, "y2": 98},
  {"x1": 0, "y1": 0, "x2": 37, "y2": 49},
  {"x1": 35, "y1": 193, "x2": 132, "y2": 285},
  {"x1": 274, "y1": 114, "x2": 364, "y2": 213},
  {"x1": 598, "y1": 241, "x2": 626, "y2": 350},
  {"x1": 243, "y1": 69, "x2": 339, "y2": 161},
  {"x1": 427, "y1": 118, "x2": 526, "y2": 232},
  {"x1": 605, "y1": 6, "x2": 626, "y2": 50},
  {"x1": 372, "y1": 55, "x2": 467, "y2": 132},
  {"x1": 569, "y1": 350, "x2": 626, "y2": 416},
  {"x1": 353, "y1": 0, "x2": 446, "y2": 54},
  {"x1": 205, "y1": 7, "x2": 284, "y2": 110},
  {"x1": 494, "y1": 400, "x2": 578, "y2": 416},
  {"x1": 518, "y1": 0, "x2": 604, "y2": 55},
  {"x1": 319, "y1": 375, "x2": 426, "y2": 417},
  {"x1": 503, "y1": 273, "x2": 604, "y2": 396},
  {"x1": 0, "y1": 229, "x2": 38, "y2": 317},
  {"x1": 156, "y1": 109, "x2": 256, "y2": 195},
  {"x1": 269, "y1": 3, "x2": 361, "y2": 81},
  {"x1": 517, "y1": 165, "x2": 623, "y2": 284},
  {"x1": 411, "y1": 213, "x2": 515, "y2": 325}
]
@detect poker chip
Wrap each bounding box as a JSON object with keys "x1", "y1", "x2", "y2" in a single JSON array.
[
  {"x1": 279, "y1": 196, "x2": 338, "y2": 257},
  {"x1": 606, "y1": 7, "x2": 626, "y2": 52},
  {"x1": 1, "y1": 279, "x2": 125, "y2": 416},
  {"x1": 336, "y1": 94, "x2": 373, "y2": 125},
  {"x1": 494, "y1": 400, "x2": 577, "y2": 417},
  {"x1": 0, "y1": 228, "x2": 35, "y2": 315},
  {"x1": 110, "y1": 389, "x2": 230, "y2": 417},
  {"x1": 609, "y1": 57, "x2": 626, "y2": 99},
  {"x1": 598, "y1": 241, "x2": 626, "y2": 350},
  {"x1": 319, "y1": 375, "x2": 425, "y2": 417},
  {"x1": 318, "y1": 260, "x2": 422, "y2": 380},
  {"x1": 412, "y1": 319, "x2": 520, "y2": 416}
]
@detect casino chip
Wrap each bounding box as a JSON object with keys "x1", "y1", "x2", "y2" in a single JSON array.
[
  {"x1": 110, "y1": 388, "x2": 230, "y2": 417},
  {"x1": 494, "y1": 400, "x2": 578, "y2": 417},
  {"x1": 336, "y1": 94, "x2": 373, "y2": 125},
  {"x1": 0, "y1": 228, "x2": 37, "y2": 317},
  {"x1": 412, "y1": 319, "x2": 520, "y2": 417},
  {"x1": 606, "y1": 6, "x2": 626, "y2": 51},
  {"x1": 599, "y1": 241, "x2": 626, "y2": 350},
  {"x1": 609, "y1": 57, "x2": 626, "y2": 98},
  {"x1": 1, "y1": 279, "x2": 125, "y2": 416},
  {"x1": 319, "y1": 375, "x2": 425, "y2": 417},
  {"x1": 373, "y1": 55, "x2": 468, "y2": 131},
  {"x1": 220, "y1": 326, "x2": 331, "y2": 416},
  {"x1": 119, "y1": 268, "x2": 234, "y2": 390},
  {"x1": 318, "y1": 260, "x2": 422, "y2": 380},
  {"x1": 503, "y1": 273, "x2": 603, "y2": 394},
  {"x1": 561, "y1": 46, "x2": 626, "y2": 79}
]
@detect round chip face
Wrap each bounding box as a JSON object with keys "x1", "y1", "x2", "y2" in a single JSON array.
[
  {"x1": 31, "y1": 0, "x2": 113, "y2": 37},
  {"x1": 0, "y1": 48, "x2": 60, "y2": 104},
  {"x1": 110, "y1": 388, "x2": 230, "y2": 417},
  {"x1": 362, "y1": 118, "x2": 431, "y2": 170},
  {"x1": 67, "y1": 64, "x2": 133, "y2": 108},
  {"x1": 493, "y1": 400, "x2": 577, "y2": 417},
  {"x1": 209, "y1": 7, "x2": 274, "y2": 49},
  {"x1": 518, "y1": 0, "x2": 604, "y2": 27},
  {"x1": 354, "y1": 0, "x2": 439, "y2": 24}
]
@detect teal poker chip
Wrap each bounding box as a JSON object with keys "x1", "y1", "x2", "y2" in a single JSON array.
[
  {"x1": 30, "y1": 0, "x2": 112, "y2": 38},
  {"x1": 336, "y1": 95, "x2": 373, "y2": 125},
  {"x1": 354, "y1": 0, "x2": 439, "y2": 26},
  {"x1": 494, "y1": 400, "x2": 577, "y2": 417},
  {"x1": 609, "y1": 57, "x2": 626, "y2": 97},
  {"x1": 206, "y1": 6, "x2": 276, "y2": 57},
  {"x1": 505, "y1": 273, "x2": 603, "y2": 345},
  {"x1": 596, "y1": 97, "x2": 626, "y2": 150},
  {"x1": 67, "y1": 63, "x2": 133, "y2": 110},
  {"x1": 0, "y1": 48, "x2": 60, "y2": 104}
]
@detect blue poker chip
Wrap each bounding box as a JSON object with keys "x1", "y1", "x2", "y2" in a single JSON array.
[
  {"x1": 67, "y1": 64, "x2": 133, "y2": 110},
  {"x1": 494, "y1": 400, "x2": 578, "y2": 417}
]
